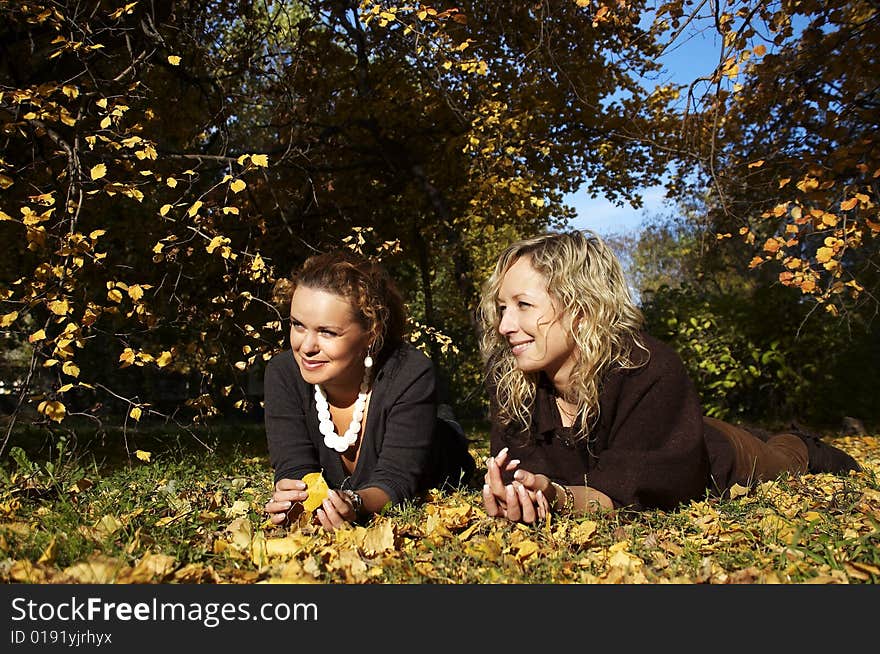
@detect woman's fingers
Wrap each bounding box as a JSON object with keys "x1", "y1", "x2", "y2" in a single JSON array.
[
  {"x1": 504, "y1": 484, "x2": 521, "y2": 522},
  {"x1": 482, "y1": 484, "x2": 502, "y2": 517},
  {"x1": 515, "y1": 483, "x2": 537, "y2": 524},
  {"x1": 486, "y1": 456, "x2": 506, "y2": 498},
  {"x1": 316, "y1": 490, "x2": 352, "y2": 532}
]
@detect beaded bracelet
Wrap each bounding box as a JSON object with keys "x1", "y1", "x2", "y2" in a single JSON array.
[{"x1": 551, "y1": 482, "x2": 575, "y2": 515}]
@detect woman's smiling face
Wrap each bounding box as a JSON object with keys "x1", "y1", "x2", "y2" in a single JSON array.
[
  {"x1": 495, "y1": 255, "x2": 577, "y2": 385},
  {"x1": 289, "y1": 285, "x2": 370, "y2": 394}
]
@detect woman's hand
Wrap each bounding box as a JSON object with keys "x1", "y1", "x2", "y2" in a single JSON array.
[
  {"x1": 265, "y1": 478, "x2": 308, "y2": 525},
  {"x1": 315, "y1": 489, "x2": 357, "y2": 532},
  {"x1": 482, "y1": 448, "x2": 552, "y2": 524}
]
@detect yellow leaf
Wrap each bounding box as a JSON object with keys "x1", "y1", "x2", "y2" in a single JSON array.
[
  {"x1": 29, "y1": 329, "x2": 47, "y2": 343},
  {"x1": 302, "y1": 472, "x2": 329, "y2": 512},
  {"x1": 37, "y1": 536, "x2": 58, "y2": 564},
  {"x1": 168, "y1": 55, "x2": 181, "y2": 66},
  {"x1": 840, "y1": 198, "x2": 858, "y2": 211},
  {"x1": 47, "y1": 299, "x2": 69, "y2": 315},
  {"x1": 222, "y1": 206, "x2": 240, "y2": 215},
  {"x1": 1, "y1": 311, "x2": 18, "y2": 327},
  {"x1": 0, "y1": 209, "x2": 12, "y2": 221},
  {"x1": 37, "y1": 400, "x2": 66, "y2": 423},
  {"x1": 747, "y1": 160, "x2": 764, "y2": 169},
  {"x1": 61, "y1": 361, "x2": 80, "y2": 378},
  {"x1": 187, "y1": 200, "x2": 203, "y2": 217},
  {"x1": 229, "y1": 178, "x2": 246, "y2": 193},
  {"x1": 119, "y1": 348, "x2": 135, "y2": 365},
  {"x1": 107, "y1": 288, "x2": 123, "y2": 302},
  {"x1": 250, "y1": 154, "x2": 269, "y2": 167},
  {"x1": 166, "y1": 177, "x2": 178, "y2": 188},
  {"x1": 159, "y1": 204, "x2": 172, "y2": 216},
  {"x1": 90, "y1": 163, "x2": 107, "y2": 180},
  {"x1": 135, "y1": 450, "x2": 151, "y2": 462},
  {"x1": 129, "y1": 406, "x2": 142, "y2": 421},
  {"x1": 156, "y1": 350, "x2": 173, "y2": 367},
  {"x1": 128, "y1": 284, "x2": 144, "y2": 301}
]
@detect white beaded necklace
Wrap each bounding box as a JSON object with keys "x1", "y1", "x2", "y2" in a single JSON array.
[{"x1": 315, "y1": 356, "x2": 373, "y2": 453}]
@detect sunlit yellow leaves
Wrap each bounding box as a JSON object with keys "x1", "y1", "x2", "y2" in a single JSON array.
[
  {"x1": 361, "y1": 519, "x2": 396, "y2": 556},
  {"x1": 119, "y1": 347, "x2": 135, "y2": 367},
  {"x1": 122, "y1": 553, "x2": 177, "y2": 583},
  {"x1": 29, "y1": 329, "x2": 47, "y2": 343},
  {"x1": 156, "y1": 350, "x2": 173, "y2": 367},
  {"x1": 127, "y1": 284, "x2": 144, "y2": 301},
  {"x1": 250, "y1": 153, "x2": 269, "y2": 167},
  {"x1": 229, "y1": 178, "x2": 246, "y2": 193},
  {"x1": 167, "y1": 55, "x2": 182, "y2": 66},
  {"x1": 186, "y1": 200, "x2": 205, "y2": 218},
  {"x1": 159, "y1": 204, "x2": 172, "y2": 216},
  {"x1": 129, "y1": 406, "x2": 142, "y2": 421},
  {"x1": 1, "y1": 311, "x2": 18, "y2": 327},
  {"x1": 796, "y1": 176, "x2": 820, "y2": 192},
  {"x1": 135, "y1": 449, "x2": 152, "y2": 462},
  {"x1": 37, "y1": 400, "x2": 65, "y2": 422},
  {"x1": 302, "y1": 472, "x2": 329, "y2": 512},
  {"x1": 840, "y1": 197, "x2": 858, "y2": 211},
  {"x1": 61, "y1": 361, "x2": 80, "y2": 377},
  {"x1": 47, "y1": 298, "x2": 69, "y2": 315},
  {"x1": 166, "y1": 177, "x2": 178, "y2": 188},
  {"x1": 90, "y1": 163, "x2": 107, "y2": 180},
  {"x1": 206, "y1": 236, "x2": 231, "y2": 254},
  {"x1": 61, "y1": 556, "x2": 122, "y2": 584}
]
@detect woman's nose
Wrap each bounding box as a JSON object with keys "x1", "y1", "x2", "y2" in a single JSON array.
[
  {"x1": 301, "y1": 331, "x2": 319, "y2": 353},
  {"x1": 498, "y1": 310, "x2": 516, "y2": 335}
]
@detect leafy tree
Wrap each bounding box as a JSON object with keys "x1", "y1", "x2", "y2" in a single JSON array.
[
  {"x1": 2, "y1": 1, "x2": 682, "y2": 444},
  {"x1": 657, "y1": 0, "x2": 880, "y2": 317}
]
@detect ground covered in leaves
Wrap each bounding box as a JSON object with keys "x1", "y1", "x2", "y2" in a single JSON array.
[{"x1": 1, "y1": 426, "x2": 878, "y2": 584}]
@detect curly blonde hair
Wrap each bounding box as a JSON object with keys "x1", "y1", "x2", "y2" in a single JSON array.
[
  {"x1": 478, "y1": 230, "x2": 648, "y2": 442},
  {"x1": 273, "y1": 250, "x2": 405, "y2": 361}
]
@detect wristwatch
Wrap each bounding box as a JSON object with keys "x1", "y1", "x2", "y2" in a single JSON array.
[{"x1": 341, "y1": 489, "x2": 363, "y2": 516}]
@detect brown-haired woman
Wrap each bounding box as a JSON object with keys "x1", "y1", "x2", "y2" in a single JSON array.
[{"x1": 264, "y1": 250, "x2": 473, "y2": 532}]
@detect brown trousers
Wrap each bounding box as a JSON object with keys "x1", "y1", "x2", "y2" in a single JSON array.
[{"x1": 704, "y1": 417, "x2": 808, "y2": 487}]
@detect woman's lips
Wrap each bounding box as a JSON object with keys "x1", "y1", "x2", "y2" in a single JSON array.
[
  {"x1": 510, "y1": 341, "x2": 532, "y2": 356},
  {"x1": 300, "y1": 359, "x2": 327, "y2": 370}
]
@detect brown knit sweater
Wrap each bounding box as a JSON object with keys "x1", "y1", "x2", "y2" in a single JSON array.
[{"x1": 489, "y1": 333, "x2": 734, "y2": 510}]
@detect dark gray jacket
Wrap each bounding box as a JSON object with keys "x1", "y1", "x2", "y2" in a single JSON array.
[{"x1": 265, "y1": 342, "x2": 470, "y2": 505}]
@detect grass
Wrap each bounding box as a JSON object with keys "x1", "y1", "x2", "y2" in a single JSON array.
[{"x1": 1, "y1": 420, "x2": 878, "y2": 584}]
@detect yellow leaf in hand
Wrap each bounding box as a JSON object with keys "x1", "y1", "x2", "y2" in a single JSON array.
[{"x1": 302, "y1": 472, "x2": 329, "y2": 512}]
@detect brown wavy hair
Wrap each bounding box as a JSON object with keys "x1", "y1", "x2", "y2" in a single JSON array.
[
  {"x1": 478, "y1": 230, "x2": 648, "y2": 442},
  {"x1": 273, "y1": 250, "x2": 405, "y2": 361}
]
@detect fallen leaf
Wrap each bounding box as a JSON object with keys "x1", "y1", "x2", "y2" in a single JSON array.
[{"x1": 302, "y1": 472, "x2": 329, "y2": 512}]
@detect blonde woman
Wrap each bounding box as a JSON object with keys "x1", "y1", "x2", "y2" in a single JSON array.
[{"x1": 478, "y1": 231, "x2": 859, "y2": 523}]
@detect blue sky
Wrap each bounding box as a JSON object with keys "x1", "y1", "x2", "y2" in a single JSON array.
[{"x1": 566, "y1": 24, "x2": 721, "y2": 236}]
